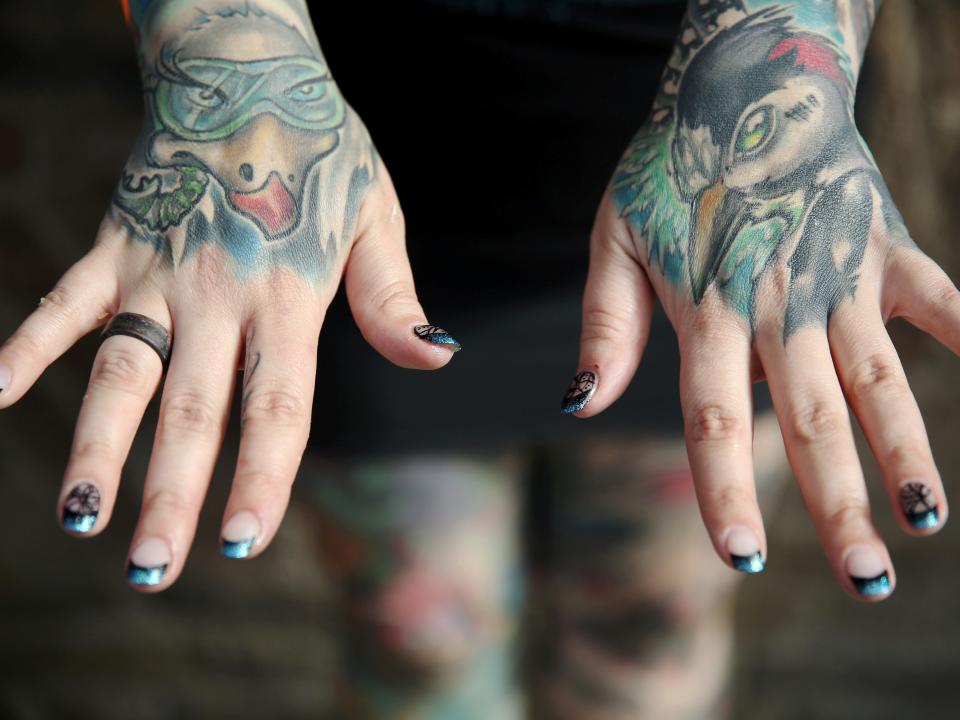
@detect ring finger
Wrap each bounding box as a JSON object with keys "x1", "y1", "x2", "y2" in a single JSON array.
[
  {"x1": 758, "y1": 326, "x2": 895, "y2": 601},
  {"x1": 59, "y1": 294, "x2": 170, "y2": 536}
]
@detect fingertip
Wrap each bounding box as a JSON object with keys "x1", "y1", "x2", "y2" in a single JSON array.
[
  {"x1": 843, "y1": 544, "x2": 895, "y2": 602},
  {"x1": 59, "y1": 481, "x2": 106, "y2": 538},
  {"x1": 220, "y1": 511, "x2": 263, "y2": 560},
  {"x1": 723, "y1": 524, "x2": 767, "y2": 574}
]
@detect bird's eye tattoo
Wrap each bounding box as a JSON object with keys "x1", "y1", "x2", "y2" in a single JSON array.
[
  {"x1": 613, "y1": 0, "x2": 903, "y2": 339},
  {"x1": 113, "y1": 0, "x2": 377, "y2": 282}
]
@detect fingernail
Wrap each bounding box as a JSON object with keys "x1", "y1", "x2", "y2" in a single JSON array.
[
  {"x1": 220, "y1": 511, "x2": 260, "y2": 559},
  {"x1": 845, "y1": 545, "x2": 891, "y2": 597},
  {"x1": 726, "y1": 525, "x2": 764, "y2": 573},
  {"x1": 127, "y1": 538, "x2": 170, "y2": 587},
  {"x1": 560, "y1": 370, "x2": 597, "y2": 414},
  {"x1": 414, "y1": 324, "x2": 461, "y2": 352},
  {"x1": 0, "y1": 364, "x2": 11, "y2": 394},
  {"x1": 61, "y1": 482, "x2": 101, "y2": 534},
  {"x1": 899, "y1": 482, "x2": 939, "y2": 529}
]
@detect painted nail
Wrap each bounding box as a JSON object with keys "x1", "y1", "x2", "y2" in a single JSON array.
[
  {"x1": 62, "y1": 482, "x2": 101, "y2": 534},
  {"x1": 845, "y1": 545, "x2": 891, "y2": 598},
  {"x1": 127, "y1": 537, "x2": 170, "y2": 587},
  {"x1": 220, "y1": 511, "x2": 260, "y2": 559},
  {"x1": 0, "y1": 364, "x2": 11, "y2": 394},
  {"x1": 899, "y1": 482, "x2": 939, "y2": 529},
  {"x1": 414, "y1": 324, "x2": 461, "y2": 352},
  {"x1": 560, "y1": 371, "x2": 597, "y2": 414},
  {"x1": 726, "y1": 525, "x2": 765, "y2": 573}
]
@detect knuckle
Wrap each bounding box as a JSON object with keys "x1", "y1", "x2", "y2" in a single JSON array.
[
  {"x1": 4, "y1": 329, "x2": 43, "y2": 361},
  {"x1": 702, "y1": 484, "x2": 750, "y2": 513},
  {"x1": 72, "y1": 437, "x2": 118, "y2": 464},
  {"x1": 581, "y1": 307, "x2": 632, "y2": 344},
  {"x1": 847, "y1": 353, "x2": 905, "y2": 401},
  {"x1": 687, "y1": 404, "x2": 744, "y2": 444},
  {"x1": 242, "y1": 389, "x2": 309, "y2": 428},
  {"x1": 160, "y1": 390, "x2": 220, "y2": 435},
  {"x1": 142, "y1": 488, "x2": 194, "y2": 518},
  {"x1": 885, "y1": 442, "x2": 931, "y2": 477},
  {"x1": 90, "y1": 347, "x2": 154, "y2": 394},
  {"x1": 368, "y1": 280, "x2": 419, "y2": 316},
  {"x1": 824, "y1": 501, "x2": 868, "y2": 530},
  {"x1": 40, "y1": 284, "x2": 79, "y2": 320},
  {"x1": 786, "y1": 400, "x2": 846, "y2": 446},
  {"x1": 233, "y1": 468, "x2": 294, "y2": 499}
]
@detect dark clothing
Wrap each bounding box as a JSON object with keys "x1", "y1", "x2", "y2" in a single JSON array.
[{"x1": 309, "y1": 1, "x2": 768, "y2": 454}]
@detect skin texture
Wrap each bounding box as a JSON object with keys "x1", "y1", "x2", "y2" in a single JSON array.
[
  {"x1": 570, "y1": 0, "x2": 960, "y2": 601},
  {"x1": 0, "y1": 0, "x2": 456, "y2": 592}
]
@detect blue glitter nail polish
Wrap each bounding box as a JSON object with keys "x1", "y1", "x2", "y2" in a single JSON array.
[
  {"x1": 907, "y1": 507, "x2": 939, "y2": 530},
  {"x1": 62, "y1": 483, "x2": 100, "y2": 535},
  {"x1": 731, "y1": 552, "x2": 765, "y2": 574},
  {"x1": 127, "y1": 563, "x2": 167, "y2": 587},
  {"x1": 561, "y1": 371, "x2": 597, "y2": 414},
  {"x1": 852, "y1": 572, "x2": 891, "y2": 597},
  {"x1": 63, "y1": 511, "x2": 98, "y2": 534},
  {"x1": 221, "y1": 537, "x2": 255, "y2": 559},
  {"x1": 414, "y1": 324, "x2": 462, "y2": 351}
]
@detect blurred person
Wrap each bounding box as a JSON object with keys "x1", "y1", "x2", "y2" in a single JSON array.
[{"x1": 0, "y1": 0, "x2": 954, "y2": 718}]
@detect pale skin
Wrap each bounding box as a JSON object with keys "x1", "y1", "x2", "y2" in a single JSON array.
[
  {"x1": 0, "y1": 0, "x2": 455, "y2": 591},
  {"x1": 0, "y1": 0, "x2": 953, "y2": 604},
  {"x1": 572, "y1": 0, "x2": 957, "y2": 601}
]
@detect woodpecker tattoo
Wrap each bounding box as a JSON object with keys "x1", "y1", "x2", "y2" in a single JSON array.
[
  {"x1": 114, "y1": 0, "x2": 376, "y2": 279},
  {"x1": 613, "y1": 0, "x2": 901, "y2": 336}
]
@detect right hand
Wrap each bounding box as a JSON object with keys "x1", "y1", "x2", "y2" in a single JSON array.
[{"x1": 566, "y1": 1, "x2": 954, "y2": 600}]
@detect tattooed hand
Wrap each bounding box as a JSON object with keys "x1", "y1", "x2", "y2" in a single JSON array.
[
  {"x1": 0, "y1": 0, "x2": 458, "y2": 591},
  {"x1": 568, "y1": 0, "x2": 957, "y2": 600}
]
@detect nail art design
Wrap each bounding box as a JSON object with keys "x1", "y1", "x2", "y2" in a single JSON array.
[
  {"x1": 731, "y1": 552, "x2": 765, "y2": 574},
  {"x1": 414, "y1": 324, "x2": 461, "y2": 351},
  {"x1": 899, "y1": 482, "x2": 938, "y2": 529},
  {"x1": 127, "y1": 563, "x2": 167, "y2": 587},
  {"x1": 851, "y1": 571, "x2": 891, "y2": 598},
  {"x1": 560, "y1": 371, "x2": 597, "y2": 414},
  {"x1": 221, "y1": 537, "x2": 255, "y2": 559},
  {"x1": 62, "y1": 483, "x2": 100, "y2": 534}
]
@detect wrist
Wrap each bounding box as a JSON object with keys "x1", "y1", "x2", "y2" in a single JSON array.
[{"x1": 124, "y1": 0, "x2": 321, "y2": 65}]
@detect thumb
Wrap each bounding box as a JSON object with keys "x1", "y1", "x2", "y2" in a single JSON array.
[
  {"x1": 344, "y1": 182, "x2": 459, "y2": 371},
  {"x1": 563, "y1": 197, "x2": 654, "y2": 416}
]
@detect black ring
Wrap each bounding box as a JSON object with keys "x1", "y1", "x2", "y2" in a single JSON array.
[{"x1": 100, "y1": 312, "x2": 172, "y2": 367}]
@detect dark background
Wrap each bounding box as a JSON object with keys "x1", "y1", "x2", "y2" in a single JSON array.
[{"x1": 0, "y1": 1, "x2": 958, "y2": 718}]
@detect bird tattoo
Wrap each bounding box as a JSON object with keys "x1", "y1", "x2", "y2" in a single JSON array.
[{"x1": 614, "y1": 3, "x2": 908, "y2": 337}]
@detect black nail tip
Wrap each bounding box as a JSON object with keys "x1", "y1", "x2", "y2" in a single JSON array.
[
  {"x1": 560, "y1": 371, "x2": 597, "y2": 414},
  {"x1": 851, "y1": 572, "x2": 891, "y2": 597},
  {"x1": 731, "y1": 552, "x2": 765, "y2": 574},
  {"x1": 413, "y1": 324, "x2": 461, "y2": 352}
]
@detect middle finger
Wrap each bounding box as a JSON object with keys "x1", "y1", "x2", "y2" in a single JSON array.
[{"x1": 126, "y1": 313, "x2": 240, "y2": 591}]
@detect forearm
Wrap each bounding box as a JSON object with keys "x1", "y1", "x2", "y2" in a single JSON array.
[
  {"x1": 653, "y1": 0, "x2": 882, "y2": 122},
  {"x1": 121, "y1": 0, "x2": 321, "y2": 56}
]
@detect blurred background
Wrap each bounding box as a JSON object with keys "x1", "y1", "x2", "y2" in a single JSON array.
[{"x1": 0, "y1": 1, "x2": 958, "y2": 718}]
